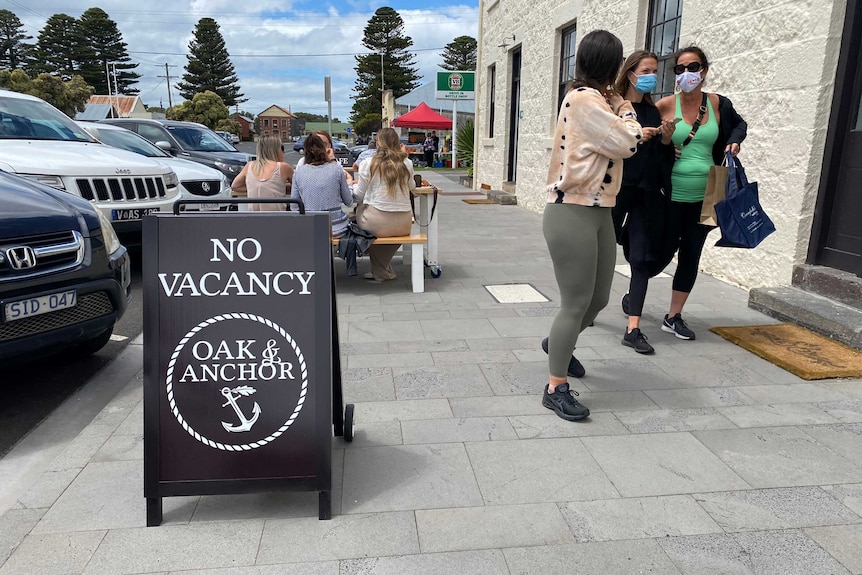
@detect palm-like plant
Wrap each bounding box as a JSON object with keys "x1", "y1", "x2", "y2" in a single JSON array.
[{"x1": 456, "y1": 120, "x2": 474, "y2": 176}]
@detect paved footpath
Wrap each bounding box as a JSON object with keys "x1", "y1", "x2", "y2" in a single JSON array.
[{"x1": 1, "y1": 171, "x2": 861, "y2": 574}]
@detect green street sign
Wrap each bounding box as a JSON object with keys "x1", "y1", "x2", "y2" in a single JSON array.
[{"x1": 435, "y1": 71, "x2": 476, "y2": 100}]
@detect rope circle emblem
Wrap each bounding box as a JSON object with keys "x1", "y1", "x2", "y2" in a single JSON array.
[{"x1": 165, "y1": 313, "x2": 308, "y2": 451}]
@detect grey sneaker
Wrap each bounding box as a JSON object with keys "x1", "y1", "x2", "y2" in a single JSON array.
[
  {"x1": 622, "y1": 327, "x2": 655, "y2": 354},
  {"x1": 541, "y1": 337, "x2": 586, "y2": 378},
  {"x1": 542, "y1": 383, "x2": 590, "y2": 421},
  {"x1": 662, "y1": 313, "x2": 696, "y2": 340}
]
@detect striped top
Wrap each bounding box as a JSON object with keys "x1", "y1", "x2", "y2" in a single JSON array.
[{"x1": 291, "y1": 161, "x2": 354, "y2": 236}]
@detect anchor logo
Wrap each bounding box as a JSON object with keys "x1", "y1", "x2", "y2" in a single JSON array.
[{"x1": 220, "y1": 386, "x2": 261, "y2": 432}]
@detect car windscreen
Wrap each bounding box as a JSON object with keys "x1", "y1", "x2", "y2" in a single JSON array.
[
  {"x1": 167, "y1": 126, "x2": 236, "y2": 152},
  {"x1": 92, "y1": 127, "x2": 169, "y2": 157},
  {"x1": 0, "y1": 96, "x2": 95, "y2": 142}
]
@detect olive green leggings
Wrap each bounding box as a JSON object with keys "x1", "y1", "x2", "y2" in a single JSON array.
[{"x1": 543, "y1": 203, "x2": 616, "y2": 378}]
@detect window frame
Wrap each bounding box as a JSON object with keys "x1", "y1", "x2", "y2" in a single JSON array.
[
  {"x1": 488, "y1": 64, "x2": 496, "y2": 138},
  {"x1": 646, "y1": 0, "x2": 684, "y2": 100},
  {"x1": 558, "y1": 24, "x2": 577, "y2": 113}
]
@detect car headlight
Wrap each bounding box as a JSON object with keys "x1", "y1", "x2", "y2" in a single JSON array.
[
  {"x1": 221, "y1": 175, "x2": 230, "y2": 193},
  {"x1": 95, "y1": 208, "x2": 122, "y2": 254},
  {"x1": 215, "y1": 160, "x2": 241, "y2": 174},
  {"x1": 164, "y1": 170, "x2": 179, "y2": 188},
  {"x1": 20, "y1": 174, "x2": 65, "y2": 190}
]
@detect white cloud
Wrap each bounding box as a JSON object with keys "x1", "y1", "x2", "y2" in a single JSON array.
[{"x1": 17, "y1": 1, "x2": 478, "y2": 121}]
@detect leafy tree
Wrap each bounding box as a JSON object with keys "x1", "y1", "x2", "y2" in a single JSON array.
[
  {"x1": 77, "y1": 8, "x2": 140, "y2": 94},
  {"x1": 351, "y1": 7, "x2": 420, "y2": 124},
  {"x1": 29, "y1": 14, "x2": 86, "y2": 80},
  {"x1": 293, "y1": 111, "x2": 341, "y2": 123},
  {"x1": 0, "y1": 9, "x2": 32, "y2": 69},
  {"x1": 166, "y1": 90, "x2": 229, "y2": 129},
  {"x1": 176, "y1": 18, "x2": 245, "y2": 106},
  {"x1": 216, "y1": 118, "x2": 240, "y2": 133},
  {"x1": 353, "y1": 113, "x2": 381, "y2": 137},
  {"x1": 0, "y1": 68, "x2": 93, "y2": 116},
  {"x1": 441, "y1": 36, "x2": 477, "y2": 71}
]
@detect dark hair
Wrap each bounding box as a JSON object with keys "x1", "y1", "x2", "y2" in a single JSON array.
[
  {"x1": 614, "y1": 50, "x2": 659, "y2": 105},
  {"x1": 304, "y1": 132, "x2": 330, "y2": 165},
  {"x1": 673, "y1": 45, "x2": 709, "y2": 70},
  {"x1": 572, "y1": 30, "x2": 624, "y2": 92}
]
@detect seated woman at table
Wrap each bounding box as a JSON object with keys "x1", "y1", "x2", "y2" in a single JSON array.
[
  {"x1": 354, "y1": 127, "x2": 416, "y2": 282},
  {"x1": 231, "y1": 134, "x2": 293, "y2": 211},
  {"x1": 291, "y1": 132, "x2": 354, "y2": 237}
]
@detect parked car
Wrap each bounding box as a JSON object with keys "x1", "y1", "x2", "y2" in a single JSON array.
[
  {"x1": 0, "y1": 171, "x2": 131, "y2": 363},
  {"x1": 99, "y1": 118, "x2": 251, "y2": 181},
  {"x1": 78, "y1": 122, "x2": 232, "y2": 211},
  {"x1": 348, "y1": 144, "x2": 368, "y2": 165},
  {"x1": 0, "y1": 89, "x2": 180, "y2": 247},
  {"x1": 215, "y1": 130, "x2": 240, "y2": 145},
  {"x1": 293, "y1": 134, "x2": 350, "y2": 166}
]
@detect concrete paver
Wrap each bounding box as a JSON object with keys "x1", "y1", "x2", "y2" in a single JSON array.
[{"x1": 1, "y1": 170, "x2": 861, "y2": 573}]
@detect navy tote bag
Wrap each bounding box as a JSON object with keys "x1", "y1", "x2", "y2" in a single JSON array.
[{"x1": 714, "y1": 152, "x2": 775, "y2": 248}]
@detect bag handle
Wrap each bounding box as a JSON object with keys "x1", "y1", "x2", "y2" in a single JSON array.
[{"x1": 725, "y1": 151, "x2": 749, "y2": 198}]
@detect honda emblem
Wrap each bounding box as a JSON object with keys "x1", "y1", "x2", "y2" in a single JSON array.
[{"x1": 6, "y1": 246, "x2": 37, "y2": 270}]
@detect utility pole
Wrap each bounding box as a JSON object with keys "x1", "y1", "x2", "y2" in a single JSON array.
[
  {"x1": 110, "y1": 63, "x2": 120, "y2": 117},
  {"x1": 105, "y1": 62, "x2": 115, "y2": 118},
  {"x1": 157, "y1": 63, "x2": 177, "y2": 109}
]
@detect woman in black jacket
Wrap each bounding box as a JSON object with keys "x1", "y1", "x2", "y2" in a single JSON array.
[
  {"x1": 612, "y1": 50, "x2": 676, "y2": 354},
  {"x1": 654, "y1": 45, "x2": 747, "y2": 342}
]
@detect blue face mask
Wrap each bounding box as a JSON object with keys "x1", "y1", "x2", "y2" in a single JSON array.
[{"x1": 633, "y1": 73, "x2": 657, "y2": 94}]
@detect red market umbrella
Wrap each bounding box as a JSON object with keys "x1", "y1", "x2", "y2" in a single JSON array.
[{"x1": 392, "y1": 102, "x2": 453, "y2": 130}]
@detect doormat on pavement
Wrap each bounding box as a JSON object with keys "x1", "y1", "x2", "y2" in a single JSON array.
[
  {"x1": 441, "y1": 191, "x2": 484, "y2": 196},
  {"x1": 710, "y1": 323, "x2": 862, "y2": 380},
  {"x1": 462, "y1": 198, "x2": 495, "y2": 204}
]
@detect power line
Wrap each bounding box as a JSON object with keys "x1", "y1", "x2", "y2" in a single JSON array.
[{"x1": 130, "y1": 47, "x2": 448, "y2": 58}]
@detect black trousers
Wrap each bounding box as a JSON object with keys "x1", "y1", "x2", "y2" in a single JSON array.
[
  {"x1": 424, "y1": 150, "x2": 435, "y2": 167},
  {"x1": 667, "y1": 200, "x2": 712, "y2": 293}
]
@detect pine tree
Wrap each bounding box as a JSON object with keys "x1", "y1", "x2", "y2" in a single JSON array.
[
  {"x1": 0, "y1": 9, "x2": 32, "y2": 69},
  {"x1": 29, "y1": 14, "x2": 86, "y2": 80},
  {"x1": 441, "y1": 36, "x2": 477, "y2": 71},
  {"x1": 77, "y1": 8, "x2": 140, "y2": 95},
  {"x1": 351, "y1": 7, "x2": 420, "y2": 123},
  {"x1": 176, "y1": 18, "x2": 245, "y2": 106}
]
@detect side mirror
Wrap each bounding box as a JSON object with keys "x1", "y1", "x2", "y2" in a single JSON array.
[{"x1": 155, "y1": 141, "x2": 173, "y2": 153}]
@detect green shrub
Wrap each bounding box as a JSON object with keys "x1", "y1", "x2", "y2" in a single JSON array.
[{"x1": 456, "y1": 120, "x2": 474, "y2": 176}]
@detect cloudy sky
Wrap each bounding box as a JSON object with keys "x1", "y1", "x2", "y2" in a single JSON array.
[{"x1": 11, "y1": 0, "x2": 478, "y2": 121}]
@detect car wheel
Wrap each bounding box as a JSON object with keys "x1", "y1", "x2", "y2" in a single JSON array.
[{"x1": 76, "y1": 327, "x2": 114, "y2": 356}]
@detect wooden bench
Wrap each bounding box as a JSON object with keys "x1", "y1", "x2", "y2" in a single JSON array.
[{"x1": 332, "y1": 233, "x2": 428, "y2": 293}]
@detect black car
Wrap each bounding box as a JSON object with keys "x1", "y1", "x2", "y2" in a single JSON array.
[
  {"x1": 0, "y1": 171, "x2": 131, "y2": 363},
  {"x1": 99, "y1": 118, "x2": 251, "y2": 181}
]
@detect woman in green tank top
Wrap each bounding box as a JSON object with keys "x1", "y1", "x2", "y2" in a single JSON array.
[{"x1": 653, "y1": 46, "x2": 748, "y2": 342}]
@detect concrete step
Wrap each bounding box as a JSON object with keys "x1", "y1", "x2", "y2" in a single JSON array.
[
  {"x1": 792, "y1": 264, "x2": 862, "y2": 311},
  {"x1": 487, "y1": 189, "x2": 517, "y2": 205},
  {"x1": 749, "y1": 285, "x2": 862, "y2": 351}
]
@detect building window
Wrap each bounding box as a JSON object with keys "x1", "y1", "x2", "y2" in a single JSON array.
[
  {"x1": 264, "y1": 118, "x2": 269, "y2": 127},
  {"x1": 647, "y1": 0, "x2": 683, "y2": 99},
  {"x1": 281, "y1": 119, "x2": 286, "y2": 127},
  {"x1": 488, "y1": 64, "x2": 496, "y2": 138},
  {"x1": 558, "y1": 24, "x2": 577, "y2": 113}
]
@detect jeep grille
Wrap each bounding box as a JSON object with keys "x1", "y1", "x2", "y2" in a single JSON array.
[{"x1": 76, "y1": 176, "x2": 167, "y2": 202}]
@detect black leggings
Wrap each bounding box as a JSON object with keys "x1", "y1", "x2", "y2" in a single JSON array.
[
  {"x1": 668, "y1": 201, "x2": 712, "y2": 293},
  {"x1": 624, "y1": 208, "x2": 668, "y2": 316}
]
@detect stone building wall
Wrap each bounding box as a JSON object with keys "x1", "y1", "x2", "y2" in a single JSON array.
[{"x1": 474, "y1": 0, "x2": 848, "y2": 289}]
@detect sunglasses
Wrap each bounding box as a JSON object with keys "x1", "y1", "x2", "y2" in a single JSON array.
[{"x1": 673, "y1": 62, "x2": 703, "y2": 74}]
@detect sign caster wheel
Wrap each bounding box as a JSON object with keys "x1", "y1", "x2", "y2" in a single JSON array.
[
  {"x1": 430, "y1": 266, "x2": 442, "y2": 278},
  {"x1": 344, "y1": 404, "x2": 354, "y2": 442}
]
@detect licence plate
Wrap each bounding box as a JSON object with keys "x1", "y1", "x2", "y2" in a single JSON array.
[
  {"x1": 199, "y1": 203, "x2": 220, "y2": 211},
  {"x1": 111, "y1": 208, "x2": 159, "y2": 221},
  {"x1": 4, "y1": 290, "x2": 77, "y2": 322}
]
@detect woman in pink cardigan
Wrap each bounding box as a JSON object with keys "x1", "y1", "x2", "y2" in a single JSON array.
[{"x1": 541, "y1": 30, "x2": 643, "y2": 422}]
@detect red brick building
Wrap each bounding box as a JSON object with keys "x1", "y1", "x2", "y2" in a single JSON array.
[{"x1": 257, "y1": 105, "x2": 295, "y2": 141}]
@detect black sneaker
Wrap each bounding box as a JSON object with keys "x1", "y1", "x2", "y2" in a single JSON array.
[
  {"x1": 621, "y1": 292, "x2": 631, "y2": 316},
  {"x1": 541, "y1": 337, "x2": 586, "y2": 378},
  {"x1": 543, "y1": 383, "x2": 590, "y2": 421},
  {"x1": 622, "y1": 328, "x2": 655, "y2": 354},
  {"x1": 662, "y1": 313, "x2": 696, "y2": 340}
]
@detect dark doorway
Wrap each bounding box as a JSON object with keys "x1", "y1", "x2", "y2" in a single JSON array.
[
  {"x1": 507, "y1": 48, "x2": 522, "y2": 183},
  {"x1": 812, "y1": 0, "x2": 862, "y2": 276}
]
